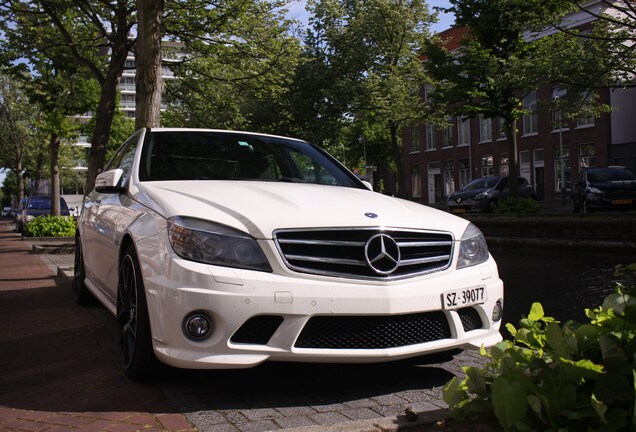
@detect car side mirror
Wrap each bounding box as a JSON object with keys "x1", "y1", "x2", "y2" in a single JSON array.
[{"x1": 95, "y1": 169, "x2": 126, "y2": 193}]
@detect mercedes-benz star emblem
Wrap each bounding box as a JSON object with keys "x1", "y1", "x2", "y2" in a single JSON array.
[{"x1": 364, "y1": 234, "x2": 401, "y2": 275}]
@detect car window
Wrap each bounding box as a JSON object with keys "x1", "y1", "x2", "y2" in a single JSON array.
[
  {"x1": 588, "y1": 169, "x2": 636, "y2": 182},
  {"x1": 26, "y1": 197, "x2": 68, "y2": 210},
  {"x1": 139, "y1": 131, "x2": 361, "y2": 188},
  {"x1": 105, "y1": 130, "x2": 142, "y2": 189}
]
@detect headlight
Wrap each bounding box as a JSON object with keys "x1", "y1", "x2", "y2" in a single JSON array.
[
  {"x1": 588, "y1": 187, "x2": 603, "y2": 194},
  {"x1": 474, "y1": 192, "x2": 487, "y2": 200},
  {"x1": 25, "y1": 215, "x2": 35, "y2": 222},
  {"x1": 168, "y1": 217, "x2": 272, "y2": 272},
  {"x1": 457, "y1": 223, "x2": 490, "y2": 269}
]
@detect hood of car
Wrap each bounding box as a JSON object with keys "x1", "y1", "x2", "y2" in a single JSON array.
[
  {"x1": 136, "y1": 181, "x2": 468, "y2": 239},
  {"x1": 448, "y1": 188, "x2": 491, "y2": 201}
]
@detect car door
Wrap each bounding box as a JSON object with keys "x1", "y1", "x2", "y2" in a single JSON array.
[{"x1": 82, "y1": 132, "x2": 142, "y2": 299}]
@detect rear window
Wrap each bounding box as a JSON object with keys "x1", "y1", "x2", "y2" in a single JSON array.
[{"x1": 27, "y1": 197, "x2": 69, "y2": 210}]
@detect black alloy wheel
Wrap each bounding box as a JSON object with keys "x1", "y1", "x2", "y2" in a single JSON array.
[{"x1": 117, "y1": 245, "x2": 158, "y2": 380}]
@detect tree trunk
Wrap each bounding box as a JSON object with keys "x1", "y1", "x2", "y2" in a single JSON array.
[
  {"x1": 135, "y1": 0, "x2": 164, "y2": 129},
  {"x1": 85, "y1": 60, "x2": 128, "y2": 194},
  {"x1": 390, "y1": 123, "x2": 406, "y2": 198},
  {"x1": 49, "y1": 133, "x2": 61, "y2": 216},
  {"x1": 505, "y1": 118, "x2": 519, "y2": 198}
]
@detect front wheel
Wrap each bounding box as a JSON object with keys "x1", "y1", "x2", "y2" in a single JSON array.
[{"x1": 117, "y1": 245, "x2": 159, "y2": 380}]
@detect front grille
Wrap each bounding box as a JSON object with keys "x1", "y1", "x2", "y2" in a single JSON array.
[
  {"x1": 230, "y1": 315, "x2": 284, "y2": 345},
  {"x1": 458, "y1": 307, "x2": 484, "y2": 332},
  {"x1": 274, "y1": 228, "x2": 453, "y2": 280},
  {"x1": 294, "y1": 312, "x2": 451, "y2": 349}
]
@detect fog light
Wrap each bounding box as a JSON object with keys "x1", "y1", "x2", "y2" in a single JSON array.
[
  {"x1": 183, "y1": 311, "x2": 213, "y2": 341},
  {"x1": 491, "y1": 299, "x2": 503, "y2": 322}
]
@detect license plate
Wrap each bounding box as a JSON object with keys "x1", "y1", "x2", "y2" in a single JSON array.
[
  {"x1": 451, "y1": 208, "x2": 466, "y2": 214},
  {"x1": 442, "y1": 286, "x2": 487, "y2": 310},
  {"x1": 612, "y1": 199, "x2": 633, "y2": 205}
]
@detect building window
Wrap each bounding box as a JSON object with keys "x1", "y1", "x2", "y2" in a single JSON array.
[
  {"x1": 459, "y1": 158, "x2": 471, "y2": 188},
  {"x1": 119, "y1": 76, "x2": 136, "y2": 92},
  {"x1": 411, "y1": 165, "x2": 421, "y2": 198},
  {"x1": 479, "y1": 114, "x2": 492, "y2": 143},
  {"x1": 410, "y1": 125, "x2": 420, "y2": 153},
  {"x1": 554, "y1": 146, "x2": 571, "y2": 191},
  {"x1": 576, "y1": 92, "x2": 595, "y2": 128},
  {"x1": 522, "y1": 91, "x2": 538, "y2": 135},
  {"x1": 458, "y1": 117, "x2": 470, "y2": 146},
  {"x1": 499, "y1": 153, "x2": 509, "y2": 176},
  {"x1": 578, "y1": 143, "x2": 596, "y2": 171},
  {"x1": 443, "y1": 160, "x2": 455, "y2": 196},
  {"x1": 442, "y1": 118, "x2": 453, "y2": 148},
  {"x1": 497, "y1": 118, "x2": 507, "y2": 140},
  {"x1": 426, "y1": 124, "x2": 436, "y2": 151},
  {"x1": 481, "y1": 155, "x2": 494, "y2": 177},
  {"x1": 120, "y1": 94, "x2": 135, "y2": 110}
]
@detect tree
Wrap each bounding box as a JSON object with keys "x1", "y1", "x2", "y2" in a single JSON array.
[
  {"x1": 424, "y1": 0, "x2": 612, "y2": 197},
  {"x1": 298, "y1": 0, "x2": 438, "y2": 196},
  {"x1": 0, "y1": 0, "x2": 137, "y2": 194},
  {"x1": 136, "y1": 0, "x2": 164, "y2": 128},
  {"x1": 162, "y1": 0, "x2": 302, "y2": 134},
  {"x1": 0, "y1": 76, "x2": 41, "y2": 205}
]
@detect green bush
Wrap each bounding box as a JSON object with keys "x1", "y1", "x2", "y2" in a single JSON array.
[
  {"x1": 494, "y1": 197, "x2": 539, "y2": 215},
  {"x1": 23, "y1": 215, "x2": 76, "y2": 237},
  {"x1": 444, "y1": 263, "x2": 636, "y2": 432}
]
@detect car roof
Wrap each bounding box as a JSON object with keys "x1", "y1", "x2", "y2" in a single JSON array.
[{"x1": 146, "y1": 128, "x2": 307, "y2": 144}]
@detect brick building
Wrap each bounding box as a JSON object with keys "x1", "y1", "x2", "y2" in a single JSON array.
[{"x1": 404, "y1": 4, "x2": 636, "y2": 205}]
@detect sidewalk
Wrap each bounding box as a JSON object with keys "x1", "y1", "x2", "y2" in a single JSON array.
[{"x1": 0, "y1": 220, "x2": 196, "y2": 432}]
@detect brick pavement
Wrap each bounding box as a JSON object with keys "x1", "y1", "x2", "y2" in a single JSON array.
[{"x1": 0, "y1": 220, "x2": 195, "y2": 432}]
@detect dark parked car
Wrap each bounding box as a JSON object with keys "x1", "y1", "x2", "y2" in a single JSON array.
[
  {"x1": 447, "y1": 176, "x2": 537, "y2": 214},
  {"x1": 16, "y1": 195, "x2": 70, "y2": 233},
  {"x1": 571, "y1": 166, "x2": 636, "y2": 214}
]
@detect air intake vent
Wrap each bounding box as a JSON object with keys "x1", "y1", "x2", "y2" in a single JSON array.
[
  {"x1": 231, "y1": 315, "x2": 284, "y2": 345},
  {"x1": 294, "y1": 312, "x2": 451, "y2": 349}
]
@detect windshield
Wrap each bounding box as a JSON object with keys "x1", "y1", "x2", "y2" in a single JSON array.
[
  {"x1": 139, "y1": 131, "x2": 363, "y2": 188},
  {"x1": 588, "y1": 168, "x2": 636, "y2": 182},
  {"x1": 462, "y1": 177, "x2": 501, "y2": 190}
]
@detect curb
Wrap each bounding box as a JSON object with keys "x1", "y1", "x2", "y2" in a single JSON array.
[{"x1": 283, "y1": 408, "x2": 448, "y2": 432}]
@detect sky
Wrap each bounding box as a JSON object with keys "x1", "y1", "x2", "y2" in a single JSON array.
[{"x1": 285, "y1": 0, "x2": 456, "y2": 33}]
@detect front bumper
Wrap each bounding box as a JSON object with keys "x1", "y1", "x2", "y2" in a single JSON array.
[{"x1": 140, "y1": 240, "x2": 504, "y2": 369}]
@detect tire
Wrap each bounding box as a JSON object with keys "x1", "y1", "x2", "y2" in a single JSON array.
[
  {"x1": 117, "y1": 245, "x2": 159, "y2": 380},
  {"x1": 73, "y1": 234, "x2": 98, "y2": 306}
]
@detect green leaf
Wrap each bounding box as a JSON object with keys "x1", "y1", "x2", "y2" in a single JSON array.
[
  {"x1": 492, "y1": 377, "x2": 528, "y2": 430},
  {"x1": 591, "y1": 394, "x2": 608, "y2": 423},
  {"x1": 528, "y1": 303, "x2": 545, "y2": 321}
]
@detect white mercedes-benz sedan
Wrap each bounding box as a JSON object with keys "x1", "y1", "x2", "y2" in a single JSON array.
[{"x1": 74, "y1": 128, "x2": 503, "y2": 379}]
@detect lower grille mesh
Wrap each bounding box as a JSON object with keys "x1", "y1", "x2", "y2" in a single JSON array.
[
  {"x1": 458, "y1": 307, "x2": 484, "y2": 332},
  {"x1": 295, "y1": 312, "x2": 451, "y2": 349}
]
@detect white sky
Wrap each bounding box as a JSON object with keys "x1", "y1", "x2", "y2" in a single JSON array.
[{"x1": 286, "y1": 0, "x2": 455, "y2": 33}]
